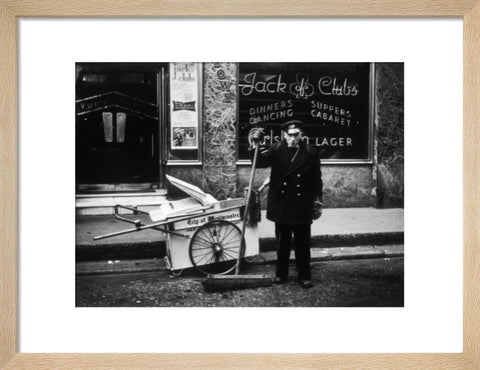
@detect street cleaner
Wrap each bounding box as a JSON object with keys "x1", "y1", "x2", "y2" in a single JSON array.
[{"x1": 249, "y1": 120, "x2": 323, "y2": 288}]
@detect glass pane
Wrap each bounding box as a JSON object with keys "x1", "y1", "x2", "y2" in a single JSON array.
[
  {"x1": 116, "y1": 112, "x2": 126, "y2": 143},
  {"x1": 102, "y1": 112, "x2": 113, "y2": 143}
]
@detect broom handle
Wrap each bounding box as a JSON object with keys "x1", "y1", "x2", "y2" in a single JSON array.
[{"x1": 235, "y1": 144, "x2": 260, "y2": 274}]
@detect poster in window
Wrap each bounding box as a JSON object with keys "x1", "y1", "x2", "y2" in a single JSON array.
[
  {"x1": 172, "y1": 126, "x2": 197, "y2": 148},
  {"x1": 170, "y1": 62, "x2": 199, "y2": 149}
]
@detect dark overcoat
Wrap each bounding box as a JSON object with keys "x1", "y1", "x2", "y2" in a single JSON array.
[{"x1": 253, "y1": 140, "x2": 323, "y2": 225}]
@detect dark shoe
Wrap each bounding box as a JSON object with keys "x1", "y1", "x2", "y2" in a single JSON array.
[
  {"x1": 274, "y1": 277, "x2": 287, "y2": 284},
  {"x1": 300, "y1": 280, "x2": 313, "y2": 288}
]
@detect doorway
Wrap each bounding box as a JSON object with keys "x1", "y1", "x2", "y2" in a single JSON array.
[{"x1": 76, "y1": 63, "x2": 166, "y2": 192}]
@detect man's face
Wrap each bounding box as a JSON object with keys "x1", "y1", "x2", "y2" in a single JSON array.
[{"x1": 285, "y1": 131, "x2": 302, "y2": 147}]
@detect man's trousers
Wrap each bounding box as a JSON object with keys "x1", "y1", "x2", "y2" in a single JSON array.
[{"x1": 274, "y1": 223, "x2": 312, "y2": 281}]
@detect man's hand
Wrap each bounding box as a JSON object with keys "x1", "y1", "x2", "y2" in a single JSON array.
[
  {"x1": 248, "y1": 127, "x2": 265, "y2": 146},
  {"x1": 313, "y1": 201, "x2": 323, "y2": 220}
]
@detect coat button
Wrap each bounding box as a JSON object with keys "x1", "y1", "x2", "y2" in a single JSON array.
[
  {"x1": 297, "y1": 174, "x2": 301, "y2": 177},
  {"x1": 297, "y1": 184, "x2": 300, "y2": 187},
  {"x1": 297, "y1": 193, "x2": 301, "y2": 196},
  {"x1": 283, "y1": 182, "x2": 287, "y2": 186}
]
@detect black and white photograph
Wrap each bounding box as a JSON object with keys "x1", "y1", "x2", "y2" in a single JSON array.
[{"x1": 75, "y1": 62, "x2": 404, "y2": 307}]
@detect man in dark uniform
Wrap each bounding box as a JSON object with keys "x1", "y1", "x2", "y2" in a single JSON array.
[{"x1": 249, "y1": 120, "x2": 323, "y2": 288}]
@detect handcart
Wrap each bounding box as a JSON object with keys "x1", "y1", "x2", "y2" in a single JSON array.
[{"x1": 94, "y1": 175, "x2": 263, "y2": 276}]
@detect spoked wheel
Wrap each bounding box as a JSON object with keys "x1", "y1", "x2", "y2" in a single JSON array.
[{"x1": 189, "y1": 219, "x2": 245, "y2": 275}]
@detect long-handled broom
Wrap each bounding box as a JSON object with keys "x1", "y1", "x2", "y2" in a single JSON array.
[{"x1": 203, "y1": 143, "x2": 274, "y2": 292}]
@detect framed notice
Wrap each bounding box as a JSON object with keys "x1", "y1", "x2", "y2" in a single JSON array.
[{"x1": 169, "y1": 62, "x2": 199, "y2": 150}]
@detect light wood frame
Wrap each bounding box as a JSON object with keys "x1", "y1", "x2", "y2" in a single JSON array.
[{"x1": 1, "y1": 1, "x2": 478, "y2": 368}]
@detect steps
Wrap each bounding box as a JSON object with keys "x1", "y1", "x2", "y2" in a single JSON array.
[{"x1": 76, "y1": 190, "x2": 168, "y2": 215}]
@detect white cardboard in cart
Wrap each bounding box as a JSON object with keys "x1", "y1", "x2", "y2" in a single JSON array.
[
  {"x1": 149, "y1": 197, "x2": 207, "y2": 222},
  {"x1": 165, "y1": 174, "x2": 219, "y2": 206},
  {"x1": 149, "y1": 175, "x2": 219, "y2": 221}
]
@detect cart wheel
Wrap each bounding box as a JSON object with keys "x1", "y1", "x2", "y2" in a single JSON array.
[{"x1": 189, "y1": 220, "x2": 245, "y2": 275}]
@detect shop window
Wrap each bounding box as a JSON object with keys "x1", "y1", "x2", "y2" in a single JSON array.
[
  {"x1": 165, "y1": 62, "x2": 203, "y2": 165},
  {"x1": 237, "y1": 62, "x2": 373, "y2": 163}
]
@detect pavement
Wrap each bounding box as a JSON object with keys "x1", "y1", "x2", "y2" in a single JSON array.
[{"x1": 76, "y1": 207, "x2": 404, "y2": 275}]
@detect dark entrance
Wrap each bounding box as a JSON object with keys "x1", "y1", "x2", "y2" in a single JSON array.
[{"x1": 76, "y1": 63, "x2": 167, "y2": 192}]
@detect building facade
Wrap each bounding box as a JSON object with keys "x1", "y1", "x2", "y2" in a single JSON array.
[{"x1": 75, "y1": 62, "x2": 403, "y2": 215}]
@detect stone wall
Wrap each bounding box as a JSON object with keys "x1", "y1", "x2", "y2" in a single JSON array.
[
  {"x1": 202, "y1": 63, "x2": 238, "y2": 200},
  {"x1": 375, "y1": 63, "x2": 404, "y2": 208},
  {"x1": 322, "y1": 165, "x2": 373, "y2": 207}
]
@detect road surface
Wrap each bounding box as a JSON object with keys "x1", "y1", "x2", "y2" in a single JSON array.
[{"x1": 76, "y1": 256, "x2": 404, "y2": 307}]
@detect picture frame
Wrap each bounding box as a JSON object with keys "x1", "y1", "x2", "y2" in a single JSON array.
[{"x1": 0, "y1": 0, "x2": 478, "y2": 368}]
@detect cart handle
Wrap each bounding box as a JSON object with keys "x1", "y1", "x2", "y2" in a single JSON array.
[
  {"x1": 114, "y1": 205, "x2": 150, "y2": 227},
  {"x1": 93, "y1": 203, "x2": 243, "y2": 241}
]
